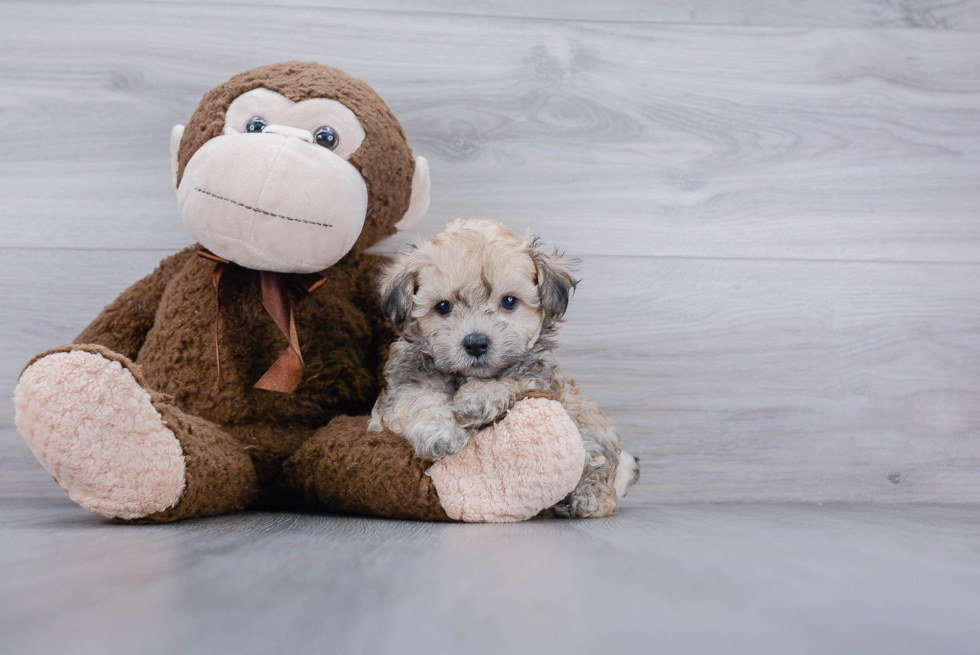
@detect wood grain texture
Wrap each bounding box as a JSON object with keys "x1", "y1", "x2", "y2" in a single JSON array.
[
  {"x1": 40, "y1": 0, "x2": 980, "y2": 30},
  {"x1": 2, "y1": 498, "x2": 980, "y2": 655},
  {"x1": 3, "y1": 250, "x2": 978, "y2": 502},
  {"x1": 2, "y1": 1, "x2": 979, "y2": 503},
  {"x1": 1, "y1": 3, "x2": 980, "y2": 262}
]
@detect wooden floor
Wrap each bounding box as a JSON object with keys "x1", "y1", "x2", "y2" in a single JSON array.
[
  {"x1": 2, "y1": 1, "x2": 980, "y2": 652},
  {"x1": 3, "y1": 497, "x2": 980, "y2": 655}
]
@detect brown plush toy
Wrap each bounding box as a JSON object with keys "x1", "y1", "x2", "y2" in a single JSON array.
[{"x1": 13, "y1": 62, "x2": 585, "y2": 523}]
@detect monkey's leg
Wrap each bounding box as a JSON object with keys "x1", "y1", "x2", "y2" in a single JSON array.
[
  {"x1": 14, "y1": 345, "x2": 257, "y2": 523},
  {"x1": 284, "y1": 398, "x2": 585, "y2": 523},
  {"x1": 283, "y1": 415, "x2": 452, "y2": 521}
]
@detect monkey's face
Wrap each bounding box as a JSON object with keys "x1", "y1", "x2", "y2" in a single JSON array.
[
  {"x1": 176, "y1": 89, "x2": 369, "y2": 273},
  {"x1": 171, "y1": 65, "x2": 430, "y2": 275}
]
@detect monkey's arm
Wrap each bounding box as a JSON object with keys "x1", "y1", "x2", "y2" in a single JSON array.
[{"x1": 73, "y1": 246, "x2": 197, "y2": 360}]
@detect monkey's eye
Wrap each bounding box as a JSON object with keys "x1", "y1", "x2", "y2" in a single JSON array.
[
  {"x1": 500, "y1": 296, "x2": 519, "y2": 312},
  {"x1": 435, "y1": 300, "x2": 452, "y2": 316},
  {"x1": 314, "y1": 126, "x2": 339, "y2": 150},
  {"x1": 246, "y1": 116, "x2": 267, "y2": 133}
]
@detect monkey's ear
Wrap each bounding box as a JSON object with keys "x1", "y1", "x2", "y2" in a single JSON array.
[
  {"x1": 529, "y1": 242, "x2": 579, "y2": 324},
  {"x1": 170, "y1": 124, "x2": 185, "y2": 189},
  {"x1": 379, "y1": 267, "x2": 418, "y2": 331},
  {"x1": 394, "y1": 156, "x2": 430, "y2": 231}
]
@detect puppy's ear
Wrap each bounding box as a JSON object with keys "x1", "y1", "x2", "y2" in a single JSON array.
[
  {"x1": 528, "y1": 238, "x2": 579, "y2": 324},
  {"x1": 379, "y1": 254, "x2": 420, "y2": 331}
]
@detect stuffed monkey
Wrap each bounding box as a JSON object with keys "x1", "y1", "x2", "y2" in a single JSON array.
[{"x1": 14, "y1": 62, "x2": 584, "y2": 523}]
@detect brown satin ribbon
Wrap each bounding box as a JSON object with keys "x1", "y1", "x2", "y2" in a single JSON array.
[
  {"x1": 198, "y1": 250, "x2": 323, "y2": 394},
  {"x1": 254, "y1": 271, "x2": 304, "y2": 393}
]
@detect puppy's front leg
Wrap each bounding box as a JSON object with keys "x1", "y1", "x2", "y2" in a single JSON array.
[
  {"x1": 452, "y1": 378, "x2": 520, "y2": 429},
  {"x1": 372, "y1": 385, "x2": 471, "y2": 460}
]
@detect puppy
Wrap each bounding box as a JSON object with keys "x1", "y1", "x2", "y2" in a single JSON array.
[{"x1": 369, "y1": 218, "x2": 639, "y2": 518}]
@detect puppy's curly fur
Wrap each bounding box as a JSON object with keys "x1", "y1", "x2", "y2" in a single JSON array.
[{"x1": 369, "y1": 218, "x2": 639, "y2": 518}]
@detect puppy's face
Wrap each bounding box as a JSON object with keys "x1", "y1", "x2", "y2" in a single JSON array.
[{"x1": 380, "y1": 219, "x2": 577, "y2": 378}]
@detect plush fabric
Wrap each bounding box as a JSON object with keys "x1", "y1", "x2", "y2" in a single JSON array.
[
  {"x1": 284, "y1": 415, "x2": 450, "y2": 521},
  {"x1": 17, "y1": 62, "x2": 411, "y2": 522},
  {"x1": 170, "y1": 125, "x2": 184, "y2": 186},
  {"x1": 223, "y1": 88, "x2": 366, "y2": 158},
  {"x1": 176, "y1": 61, "x2": 415, "y2": 254},
  {"x1": 179, "y1": 131, "x2": 369, "y2": 273},
  {"x1": 428, "y1": 398, "x2": 587, "y2": 522},
  {"x1": 395, "y1": 155, "x2": 430, "y2": 231},
  {"x1": 282, "y1": 399, "x2": 586, "y2": 523},
  {"x1": 14, "y1": 348, "x2": 186, "y2": 520},
  {"x1": 77, "y1": 246, "x2": 391, "y2": 432},
  {"x1": 16, "y1": 345, "x2": 261, "y2": 522},
  {"x1": 142, "y1": 392, "x2": 259, "y2": 523}
]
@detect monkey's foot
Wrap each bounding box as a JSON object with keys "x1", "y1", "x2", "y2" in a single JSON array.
[
  {"x1": 14, "y1": 346, "x2": 186, "y2": 520},
  {"x1": 427, "y1": 398, "x2": 585, "y2": 522}
]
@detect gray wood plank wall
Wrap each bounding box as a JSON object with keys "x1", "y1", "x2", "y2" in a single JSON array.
[
  {"x1": 2, "y1": 1, "x2": 979, "y2": 502},
  {"x1": 50, "y1": 0, "x2": 980, "y2": 30}
]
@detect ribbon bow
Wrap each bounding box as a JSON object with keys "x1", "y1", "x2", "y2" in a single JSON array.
[{"x1": 199, "y1": 250, "x2": 325, "y2": 394}]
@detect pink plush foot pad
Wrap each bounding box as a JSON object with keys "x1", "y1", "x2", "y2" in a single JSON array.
[
  {"x1": 428, "y1": 398, "x2": 586, "y2": 522},
  {"x1": 14, "y1": 350, "x2": 186, "y2": 520}
]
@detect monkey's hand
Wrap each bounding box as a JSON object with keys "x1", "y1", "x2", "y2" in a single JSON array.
[{"x1": 453, "y1": 378, "x2": 518, "y2": 430}]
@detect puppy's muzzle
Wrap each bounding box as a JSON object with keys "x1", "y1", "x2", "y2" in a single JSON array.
[{"x1": 462, "y1": 333, "x2": 491, "y2": 358}]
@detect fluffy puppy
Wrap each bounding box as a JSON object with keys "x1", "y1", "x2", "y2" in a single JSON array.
[{"x1": 369, "y1": 218, "x2": 639, "y2": 518}]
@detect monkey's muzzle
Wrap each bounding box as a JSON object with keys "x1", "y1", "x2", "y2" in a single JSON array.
[{"x1": 177, "y1": 132, "x2": 368, "y2": 274}]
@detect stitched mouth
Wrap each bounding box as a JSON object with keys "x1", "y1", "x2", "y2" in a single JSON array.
[{"x1": 195, "y1": 188, "x2": 333, "y2": 229}]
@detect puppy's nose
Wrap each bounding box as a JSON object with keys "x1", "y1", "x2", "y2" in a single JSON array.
[{"x1": 462, "y1": 333, "x2": 490, "y2": 357}]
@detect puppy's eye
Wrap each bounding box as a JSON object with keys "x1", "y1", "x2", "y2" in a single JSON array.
[
  {"x1": 500, "y1": 296, "x2": 519, "y2": 312},
  {"x1": 246, "y1": 116, "x2": 267, "y2": 133},
  {"x1": 314, "y1": 126, "x2": 339, "y2": 150},
  {"x1": 435, "y1": 300, "x2": 452, "y2": 316}
]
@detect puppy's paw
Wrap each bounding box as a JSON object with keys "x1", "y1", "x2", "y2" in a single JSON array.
[
  {"x1": 407, "y1": 420, "x2": 471, "y2": 460},
  {"x1": 453, "y1": 379, "x2": 516, "y2": 429},
  {"x1": 548, "y1": 479, "x2": 620, "y2": 519}
]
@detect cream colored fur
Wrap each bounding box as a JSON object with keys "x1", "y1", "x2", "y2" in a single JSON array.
[{"x1": 372, "y1": 218, "x2": 640, "y2": 518}]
